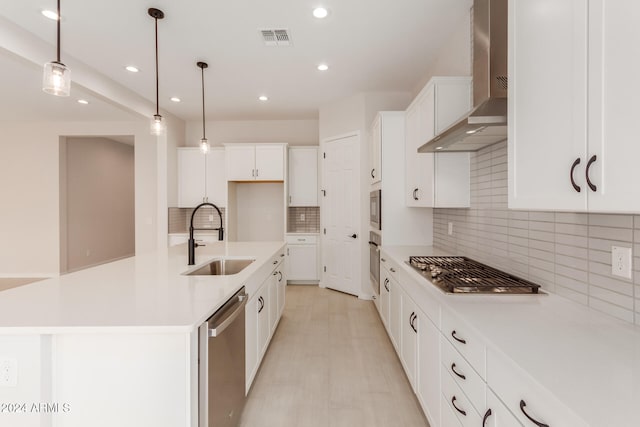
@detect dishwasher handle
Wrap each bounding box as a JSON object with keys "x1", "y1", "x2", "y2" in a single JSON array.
[{"x1": 207, "y1": 291, "x2": 248, "y2": 338}]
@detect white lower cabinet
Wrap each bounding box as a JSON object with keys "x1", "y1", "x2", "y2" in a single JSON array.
[
  {"x1": 442, "y1": 366, "x2": 483, "y2": 427},
  {"x1": 388, "y1": 276, "x2": 402, "y2": 352},
  {"x1": 417, "y1": 308, "x2": 440, "y2": 427},
  {"x1": 484, "y1": 388, "x2": 523, "y2": 427},
  {"x1": 401, "y1": 292, "x2": 418, "y2": 388},
  {"x1": 245, "y1": 254, "x2": 285, "y2": 393},
  {"x1": 379, "y1": 273, "x2": 390, "y2": 330},
  {"x1": 285, "y1": 234, "x2": 319, "y2": 281}
]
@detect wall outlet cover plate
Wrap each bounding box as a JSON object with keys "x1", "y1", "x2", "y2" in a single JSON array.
[{"x1": 611, "y1": 246, "x2": 632, "y2": 279}]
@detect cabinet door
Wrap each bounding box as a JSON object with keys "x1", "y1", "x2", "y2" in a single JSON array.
[
  {"x1": 287, "y1": 245, "x2": 318, "y2": 280},
  {"x1": 288, "y1": 147, "x2": 318, "y2": 206},
  {"x1": 205, "y1": 149, "x2": 227, "y2": 206},
  {"x1": 388, "y1": 277, "x2": 402, "y2": 352},
  {"x1": 370, "y1": 115, "x2": 382, "y2": 184},
  {"x1": 226, "y1": 145, "x2": 256, "y2": 181},
  {"x1": 277, "y1": 265, "x2": 286, "y2": 317},
  {"x1": 255, "y1": 145, "x2": 285, "y2": 181},
  {"x1": 268, "y1": 272, "x2": 278, "y2": 334},
  {"x1": 177, "y1": 148, "x2": 206, "y2": 207},
  {"x1": 257, "y1": 289, "x2": 270, "y2": 357},
  {"x1": 484, "y1": 389, "x2": 523, "y2": 427},
  {"x1": 587, "y1": 0, "x2": 640, "y2": 212},
  {"x1": 401, "y1": 293, "x2": 418, "y2": 389},
  {"x1": 245, "y1": 294, "x2": 259, "y2": 393},
  {"x1": 380, "y1": 274, "x2": 390, "y2": 330},
  {"x1": 508, "y1": 0, "x2": 588, "y2": 211},
  {"x1": 405, "y1": 97, "x2": 434, "y2": 207},
  {"x1": 417, "y1": 309, "x2": 441, "y2": 427}
]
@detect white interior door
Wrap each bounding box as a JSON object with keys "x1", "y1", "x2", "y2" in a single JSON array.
[{"x1": 321, "y1": 133, "x2": 361, "y2": 296}]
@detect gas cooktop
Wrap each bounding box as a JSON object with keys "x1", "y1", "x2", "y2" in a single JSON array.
[{"x1": 407, "y1": 256, "x2": 542, "y2": 294}]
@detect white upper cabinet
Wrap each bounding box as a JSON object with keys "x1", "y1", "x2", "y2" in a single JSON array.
[
  {"x1": 288, "y1": 147, "x2": 318, "y2": 206},
  {"x1": 177, "y1": 147, "x2": 226, "y2": 207},
  {"x1": 508, "y1": 0, "x2": 640, "y2": 213},
  {"x1": 225, "y1": 144, "x2": 285, "y2": 181},
  {"x1": 405, "y1": 77, "x2": 472, "y2": 207},
  {"x1": 370, "y1": 114, "x2": 382, "y2": 184}
]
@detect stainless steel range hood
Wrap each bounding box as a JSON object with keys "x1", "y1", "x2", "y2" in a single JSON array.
[{"x1": 419, "y1": 0, "x2": 508, "y2": 153}]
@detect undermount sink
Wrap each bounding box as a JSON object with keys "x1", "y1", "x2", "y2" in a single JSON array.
[{"x1": 184, "y1": 258, "x2": 255, "y2": 276}]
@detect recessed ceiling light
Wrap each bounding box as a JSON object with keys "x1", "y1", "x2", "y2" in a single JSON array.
[
  {"x1": 317, "y1": 64, "x2": 329, "y2": 71},
  {"x1": 41, "y1": 10, "x2": 59, "y2": 20},
  {"x1": 435, "y1": 146, "x2": 443, "y2": 150},
  {"x1": 170, "y1": 97, "x2": 181, "y2": 103},
  {"x1": 125, "y1": 66, "x2": 139, "y2": 73},
  {"x1": 77, "y1": 99, "x2": 89, "y2": 105},
  {"x1": 313, "y1": 7, "x2": 328, "y2": 19},
  {"x1": 258, "y1": 95, "x2": 269, "y2": 102}
]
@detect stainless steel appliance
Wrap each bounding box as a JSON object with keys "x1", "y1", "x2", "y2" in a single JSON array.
[
  {"x1": 368, "y1": 231, "x2": 381, "y2": 295},
  {"x1": 370, "y1": 190, "x2": 381, "y2": 230},
  {"x1": 418, "y1": 0, "x2": 508, "y2": 153},
  {"x1": 199, "y1": 287, "x2": 248, "y2": 427},
  {"x1": 408, "y1": 256, "x2": 541, "y2": 294}
]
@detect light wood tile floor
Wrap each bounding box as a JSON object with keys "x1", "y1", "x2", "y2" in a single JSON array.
[{"x1": 240, "y1": 285, "x2": 429, "y2": 427}]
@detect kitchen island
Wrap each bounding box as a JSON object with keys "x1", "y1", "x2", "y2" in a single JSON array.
[{"x1": 0, "y1": 241, "x2": 285, "y2": 427}]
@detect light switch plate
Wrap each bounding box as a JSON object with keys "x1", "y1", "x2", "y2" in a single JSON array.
[{"x1": 611, "y1": 246, "x2": 632, "y2": 279}]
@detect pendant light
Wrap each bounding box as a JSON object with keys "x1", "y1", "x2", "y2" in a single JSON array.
[
  {"x1": 197, "y1": 61, "x2": 210, "y2": 154},
  {"x1": 42, "y1": 0, "x2": 70, "y2": 96},
  {"x1": 148, "y1": 8, "x2": 166, "y2": 136}
]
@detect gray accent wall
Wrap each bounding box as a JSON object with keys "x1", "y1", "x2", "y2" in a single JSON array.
[{"x1": 433, "y1": 140, "x2": 640, "y2": 325}]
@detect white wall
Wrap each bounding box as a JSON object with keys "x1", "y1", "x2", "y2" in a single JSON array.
[
  {"x1": 185, "y1": 119, "x2": 319, "y2": 147},
  {"x1": 0, "y1": 120, "x2": 164, "y2": 277}
]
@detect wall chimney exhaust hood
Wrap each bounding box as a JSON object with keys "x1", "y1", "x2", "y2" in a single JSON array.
[{"x1": 419, "y1": 0, "x2": 508, "y2": 153}]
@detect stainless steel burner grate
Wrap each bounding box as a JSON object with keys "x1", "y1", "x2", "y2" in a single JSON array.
[{"x1": 408, "y1": 256, "x2": 541, "y2": 294}]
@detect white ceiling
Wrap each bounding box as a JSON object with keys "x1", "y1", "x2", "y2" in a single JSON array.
[{"x1": 0, "y1": 0, "x2": 471, "y2": 122}]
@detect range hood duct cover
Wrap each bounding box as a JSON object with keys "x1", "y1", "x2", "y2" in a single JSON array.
[{"x1": 419, "y1": 0, "x2": 508, "y2": 153}]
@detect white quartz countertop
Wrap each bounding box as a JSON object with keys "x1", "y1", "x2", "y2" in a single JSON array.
[
  {"x1": 0, "y1": 241, "x2": 285, "y2": 334},
  {"x1": 382, "y1": 245, "x2": 640, "y2": 427}
]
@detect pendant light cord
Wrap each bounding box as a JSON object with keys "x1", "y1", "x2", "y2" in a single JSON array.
[
  {"x1": 201, "y1": 65, "x2": 206, "y2": 139},
  {"x1": 154, "y1": 16, "x2": 159, "y2": 116},
  {"x1": 56, "y1": 0, "x2": 61, "y2": 62}
]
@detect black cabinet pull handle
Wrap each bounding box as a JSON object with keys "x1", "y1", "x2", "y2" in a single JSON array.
[
  {"x1": 451, "y1": 330, "x2": 466, "y2": 344},
  {"x1": 483, "y1": 409, "x2": 492, "y2": 427},
  {"x1": 586, "y1": 154, "x2": 597, "y2": 192},
  {"x1": 258, "y1": 296, "x2": 264, "y2": 313},
  {"x1": 384, "y1": 278, "x2": 389, "y2": 291},
  {"x1": 390, "y1": 268, "x2": 396, "y2": 273},
  {"x1": 451, "y1": 363, "x2": 466, "y2": 380},
  {"x1": 381, "y1": 258, "x2": 386, "y2": 262},
  {"x1": 520, "y1": 400, "x2": 549, "y2": 427},
  {"x1": 371, "y1": 168, "x2": 375, "y2": 178},
  {"x1": 451, "y1": 396, "x2": 466, "y2": 416},
  {"x1": 278, "y1": 271, "x2": 283, "y2": 282},
  {"x1": 273, "y1": 260, "x2": 278, "y2": 265},
  {"x1": 570, "y1": 157, "x2": 581, "y2": 192},
  {"x1": 413, "y1": 188, "x2": 419, "y2": 200},
  {"x1": 410, "y1": 313, "x2": 418, "y2": 333}
]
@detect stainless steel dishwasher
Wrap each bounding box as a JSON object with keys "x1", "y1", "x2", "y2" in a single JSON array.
[{"x1": 199, "y1": 287, "x2": 247, "y2": 427}]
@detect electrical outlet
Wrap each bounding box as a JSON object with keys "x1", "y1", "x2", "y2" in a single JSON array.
[
  {"x1": 300, "y1": 213, "x2": 305, "y2": 221},
  {"x1": 448, "y1": 222, "x2": 453, "y2": 236},
  {"x1": 0, "y1": 358, "x2": 18, "y2": 387},
  {"x1": 611, "y1": 246, "x2": 632, "y2": 279}
]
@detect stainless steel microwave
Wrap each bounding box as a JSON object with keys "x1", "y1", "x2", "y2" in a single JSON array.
[{"x1": 370, "y1": 190, "x2": 381, "y2": 230}]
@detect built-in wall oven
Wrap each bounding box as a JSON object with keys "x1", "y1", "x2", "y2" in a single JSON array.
[
  {"x1": 369, "y1": 231, "x2": 381, "y2": 296},
  {"x1": 370, "y1": 190, "x2": 381, "y2": 230}
]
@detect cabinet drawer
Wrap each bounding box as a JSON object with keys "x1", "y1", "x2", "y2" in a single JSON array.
[
  {"x1": 442, "y1": 365, "x2": 482, "y2": 427},
  {"x1": 484, "y1": 388, "x2": 523, "y2": 427},
  {"x1": 285, "y1": 234, "x2": 317, "y2": 244},
  {"x1": 441, "y1": 309, "x2": 486, "y2": 379},
  {"x1": 380, "y1": 253, "x2": 401, "y2": 277},
  {"x1": 487, "y1": 347, "x2": 588, "y2": 427},
  {"x1": 441, "y1": 335, "x2": 486, "y2": 414}
]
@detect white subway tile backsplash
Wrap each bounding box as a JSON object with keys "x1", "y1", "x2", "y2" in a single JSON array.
[{"x1": 433, "y1": 140, "x2": 640, "y2": 326}]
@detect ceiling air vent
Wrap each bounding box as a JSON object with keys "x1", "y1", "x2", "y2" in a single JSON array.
[{"x1": 260, "y1": 29, "x2": 292, "y2": 46}]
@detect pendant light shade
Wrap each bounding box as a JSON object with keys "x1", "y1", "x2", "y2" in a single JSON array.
[
  {"x1": 197, "y1": 61, "x2": 210, "y2": 154},
  {"x1": 43, "y1": 0, "x2": 70, "y2": 96},
  {"x1": 148, "y1": 8, "x2": 165, "y2": 136}
]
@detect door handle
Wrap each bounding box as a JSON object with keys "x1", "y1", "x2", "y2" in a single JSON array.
[
  {"x1": 570, "y1": 158, "x2": 581, "y2": 192},
  {"x1": 349, "y1": 233, "x2": 357, "y2": 239},
  {"x1": 371, "y1": 168, "x2": 375, "y2": 179},
  {"x1": 586, "y1": 154, "x2": 597, "y2": 192},
  {"x1": 207, "y1": 292, "x2": 248, "y2": 337}
]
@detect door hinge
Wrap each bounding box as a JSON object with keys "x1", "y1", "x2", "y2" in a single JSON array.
[{"x1": 324, "y1": 266, "x2": 327, "y2": 272}]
